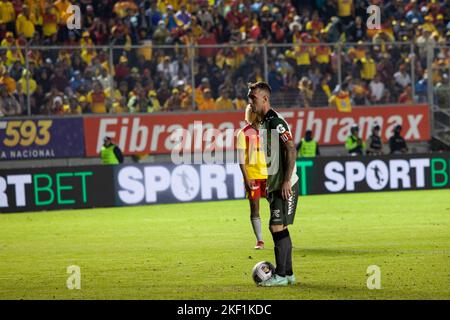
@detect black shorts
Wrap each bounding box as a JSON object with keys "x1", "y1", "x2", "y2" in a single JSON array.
[{"x1": 267, "y1": 182, "x2": 299, "y2": 226}]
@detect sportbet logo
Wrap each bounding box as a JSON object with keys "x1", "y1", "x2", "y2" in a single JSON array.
[
  {"x1": 0, "y1": 166, "x2": 115, "y2": 213},
  {"x1": 0, "y1": 172, "x2": 93, "y2": 209},
  {"x1": 116, "y1": 164, "x2": 245, "y2": 205},
  {"x1": 325, "y1": 159, "x2": 433, "y2": 192},
  {"x1": 297, "y1": 155, "x2": 450, "y2": 195}
]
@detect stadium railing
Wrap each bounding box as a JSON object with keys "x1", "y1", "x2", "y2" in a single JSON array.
[
  {"x1": 430, "y1": 44, "x2": 450, "y2": 146},
  {"x1": 1, "y1": 41, "x2": 448, "y2": 143}
]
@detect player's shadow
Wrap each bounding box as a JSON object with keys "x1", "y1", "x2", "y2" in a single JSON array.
[{"x1": 293, "y1": 247, "x2": 387, "y2": 256}]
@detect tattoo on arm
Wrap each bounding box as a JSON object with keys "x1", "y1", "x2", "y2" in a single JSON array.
[{"x1": 282, "y1": 140, "x2": 296, "y2": 183}]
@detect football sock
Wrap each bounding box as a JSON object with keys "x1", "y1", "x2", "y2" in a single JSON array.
[
  {"x1": 285, "y1": 232, "x2": 293, "y2": 276},
  {"x1": 251, "y1": 217, "x2": 263, "y2": 242},
  {"x1": 272, "y1": 229, "x2": 290, "y2": 277}
]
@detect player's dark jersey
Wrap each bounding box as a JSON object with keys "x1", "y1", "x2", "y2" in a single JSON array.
[{"x1": 261, "y1": 109, "x2": 299, "y2": 192}]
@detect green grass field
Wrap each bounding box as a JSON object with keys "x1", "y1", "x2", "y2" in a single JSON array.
[{"x1": 0, "y1": 190, "x2": 449, "y2": 300}]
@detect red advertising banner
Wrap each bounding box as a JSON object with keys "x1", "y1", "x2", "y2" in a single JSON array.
[{"x1": 83, "y1": 104, "x2": 431, "y2": 156}]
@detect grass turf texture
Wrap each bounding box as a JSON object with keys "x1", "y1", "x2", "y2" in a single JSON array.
[{"x1": 0, "y1": 190, "x2": 449, "y2": 300}]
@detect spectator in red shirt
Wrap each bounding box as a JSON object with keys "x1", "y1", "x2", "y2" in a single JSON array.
[
  {"x1": 115, "y1": 55, "x2": 130, "y2": 82},
  {"x1": 398, "y1": 85, "x2": 413, "y2": 103},
  {"x1": 225, "y1": 1, "x2": 244, "y2": 27},
  {"x1": 88, "y1": 17, "x2": 109, "y2": 45},
  {"x1": 271, "y1": 13, "x2": 286, "y2": 43},
  {"x1": 197, "y1": 24, "x2": 218, "y2": 59}
]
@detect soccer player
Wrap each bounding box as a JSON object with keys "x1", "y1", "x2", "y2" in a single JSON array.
[
  {"x1": 237, "y1": 105, "x2": 268, "y2": 250},
  {"x1": 247, "y1": 81, "x2": 299, "y2": 287}
]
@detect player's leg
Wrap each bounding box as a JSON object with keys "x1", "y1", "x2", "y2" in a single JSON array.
[
  {"x1": 259, "y1": 192, "x2": 289, "y2": 286},
  {"x1": 249, "y1": 198, "x2": 264, "y2": 248},
  {"x1": 284, "y1": 182, "x2": 299, "y2": 285},
  {"x1": 270, "y1": 223, "x2": 290, "y2": 278}
]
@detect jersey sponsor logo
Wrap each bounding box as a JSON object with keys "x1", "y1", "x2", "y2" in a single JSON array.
[
  {"x1": 287, "y1": 194, "x2": 295, "y2": 215},
  {"x1": 271, "y1": 209, "x2": 280, "y2": 217},
  {"x1": 276, "y1": 124, "x2": 286, "y2": 134},
  {"x1": 280, "y1": 131, "x2": 292, "y2": 142}
]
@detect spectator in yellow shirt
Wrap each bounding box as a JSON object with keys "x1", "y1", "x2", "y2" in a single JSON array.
[
  {"x1": 16, "y1": 5, "x2": 36, "y2": 39},
  {"x1": 80, "y1": 31, "x2": 94, "y2": 48},
  {"x1": 66, "y1": 96, "x2": 83, "y2": 114},
  {"x1": 81, "y1": 47, "x2": 98, "y2": 65},
  {"x1": 233, "y1": 94, "x2": 247, "y2": 110},
  {"x1": 180, "y1": 85, "x2": 195, "y2": 111},
  {"x1": 18, "y1": 69, "x2": 37, "y2": 95},
  {"x1": 0, "y1": 0, "x2": 16, "y2": 32},
  {"x1": 198, "y1": 88, "x2": 217, "y2": 111},
  {"x1": 163, "y1": 88, "x2": 182, "y2": 111},
  {"x1": 0, "y1": 66, "x2": 17, "y2": 94},
  {"x1": 147, "y1": 90, "x2": 161, "y2": 113},
  {"x1": 110, "y1": 99, "x2": 129, "y2": 114},
  {"x1": 6, "y1": 47, "x2": 25, "y2": 68},
  {"x1": 113, "y1": 0, "x2": 139, "y2": 19},
  {"x1": 42, "y1": 4, "x2": 60, "y2": 37},
  {"x1": 78, "y1": 95, "x2": 91, "y2": 113},
  {"x1": 337, "y1": 0, "x2": 354, "y2": 26},
  {"x1": 360, "y1": 52, "x2": 376, "y2": 82},
  {"x1": 104, "y1": 80, "x2": 123, "y2": 104},
  {"x1": 194, "y1": 77, "x2": 211, "y2": 106},
  {"x1": 0, "y1": 32, "x2": 15, "y2": 48},
  {"x1": 87, "y1": 81, "x2": 107, "y2": 113},
  {"x1": 54, "y1": 0, "x2": 71, "y2": 27},
  {"x1": 421, "y1": 15, "x2": 437, "y2": 34},
  {"x1": 215, "y1": 88, "x2": 234, "y2": 111}
]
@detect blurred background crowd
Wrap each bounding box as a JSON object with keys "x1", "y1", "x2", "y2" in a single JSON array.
[{"x1": 0, "y1": 0, "x2": 450, "y2": 116}]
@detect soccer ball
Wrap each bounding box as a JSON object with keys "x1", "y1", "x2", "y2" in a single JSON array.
[{"x1": 252, "y1": 261, "x2": 275, "y2": 284}]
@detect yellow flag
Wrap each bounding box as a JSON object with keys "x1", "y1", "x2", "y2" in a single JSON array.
[{"x1": 336, "y1": 92, "x2": 352, "y2": 112}]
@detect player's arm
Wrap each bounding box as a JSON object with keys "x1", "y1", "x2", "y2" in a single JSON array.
[
  {"x1": 236, "y1": 130, "x2": 255, "y2": 192},
  {"x1": 238, "y1": 149, "x2": 254, "y2": 192},
  {"x1": 281, "y1": 139, "x2": 297, "y2": 200},
  {"x1": 296, "y1": 140, "x2": 301, "y2": 152},
  {"x1": 272, "y1": 119, "x2": 296, "y2": 200}
]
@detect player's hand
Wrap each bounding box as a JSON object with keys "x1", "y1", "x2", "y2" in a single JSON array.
[
  {"x1": 245, "y1": 179, "x2": 258, "y2": 192},
  {"x1": 281, "y1": 181, "x2": 292, "y2": 200}
]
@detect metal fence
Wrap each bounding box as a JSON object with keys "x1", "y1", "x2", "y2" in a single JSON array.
[
  {"x1": 430, "y1": 44, "x2": 450, "y2": 145},
  {"x1": 0, "y1": 41, "x2": 449, "y2": 142}
]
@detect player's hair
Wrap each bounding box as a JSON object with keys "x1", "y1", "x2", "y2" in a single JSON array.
[
  {"x1": 247, "y1": 81, "x2": 272, "y2": 95},
  {"x1": 245, "y1": 104, "x2": 258, "y2": 124}
]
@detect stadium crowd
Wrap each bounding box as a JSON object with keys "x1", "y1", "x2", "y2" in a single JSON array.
[{"x1": 0, "y1": 0, "x2": 449, "y2": 116}]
